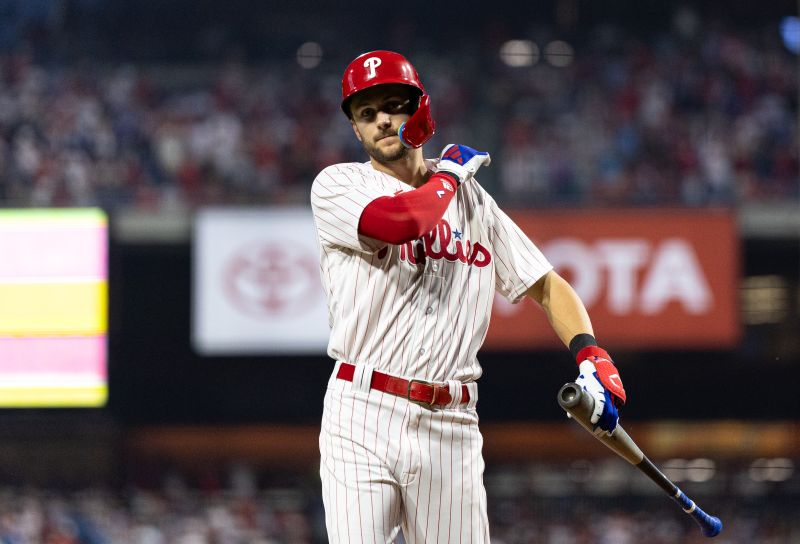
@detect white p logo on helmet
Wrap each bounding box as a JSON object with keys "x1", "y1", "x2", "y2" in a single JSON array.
[{"x1": 363, "y1": 57, "x2": 382, "y2": 79}]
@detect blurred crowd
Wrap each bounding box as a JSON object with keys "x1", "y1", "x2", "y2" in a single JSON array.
[
  {"x1": 0, "y1": 13, "x2": 796, "y2": 211},
  {"x1": 0, "y1": 458, "x2": 797, "y2": 544},
  {"x1": 0, "y1": 486, "x2": 320, "y2": 544},
  {"x1": 0, "y1": 483, "x2": 795, "y2": 544},
  {"x1": 489, "y1": 26, "x2": 798, "y2": 206},
  {"x1": 0, "y1": 55, "x2": 341, "y2": 211}
]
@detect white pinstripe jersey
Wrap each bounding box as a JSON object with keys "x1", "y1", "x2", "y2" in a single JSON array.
[{"x1": 310, "y1": 159, "x2": 553, "y2": 383}]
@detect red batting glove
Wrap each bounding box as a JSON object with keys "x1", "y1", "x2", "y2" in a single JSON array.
[{"x1": 576, "y1": 346, "x2": 626, "y2": 406}]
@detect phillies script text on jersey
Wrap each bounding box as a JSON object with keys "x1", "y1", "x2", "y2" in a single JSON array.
[{"x1": 390, "y1": 218, "x2": 492, "y2": 267}]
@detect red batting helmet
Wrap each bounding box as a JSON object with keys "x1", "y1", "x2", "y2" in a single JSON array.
[
  {"x1": 341, "y1": 50, "x2": 436, "y2": 148},
  {"x1": 341, "y1": 50, "x2": 425, "y2": 116}
]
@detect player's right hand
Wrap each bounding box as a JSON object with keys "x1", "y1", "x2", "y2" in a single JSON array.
[{"x1": 437, "y1": 144, "x2": 491, "y2": 185}]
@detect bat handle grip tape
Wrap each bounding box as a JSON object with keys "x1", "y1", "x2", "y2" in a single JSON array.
[{"x1": 672, "y1": 486, "x2": 723, "y2": 537}]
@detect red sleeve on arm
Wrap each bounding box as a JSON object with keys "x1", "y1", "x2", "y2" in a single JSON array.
[{"x1": 358, "y1": 173, "x2": 458, "y2": 244}]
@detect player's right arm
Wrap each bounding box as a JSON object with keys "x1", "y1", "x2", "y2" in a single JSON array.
[
  {"x1": 358, "y1": 171, "x2": 458, "y2": 244},
  {"x1": 312, "y1": 146, "x2": 491, "y2": 250},
  {"x1": 359, "y1": 144, "x2": 491, "y2": 244},
  {"x1": 311, "y1": 163, "x2": 455, "y2": 251},
  {"x1": 311, "y1": 164, "x2": 394, "y2": 254}
]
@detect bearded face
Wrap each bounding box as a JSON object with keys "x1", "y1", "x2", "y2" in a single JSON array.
[{"x1": 349, "y1": 84, "x2": 417, "y2": 164}]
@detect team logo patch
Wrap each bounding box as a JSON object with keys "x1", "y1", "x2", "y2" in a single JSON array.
[
  {"x1": 363, "y1": 57, "x2": 382, "y2": 79},
  {"x1": 442, "y1": 180, "x2": 454, "y2": 192}
]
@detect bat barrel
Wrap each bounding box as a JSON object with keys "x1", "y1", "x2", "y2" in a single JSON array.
[
  {"x1": 558, "y1": 382, "x2": 594, "y2": 425},
  {"x1": 558, "y1": 382, "x2": 583, "y2": 409}
]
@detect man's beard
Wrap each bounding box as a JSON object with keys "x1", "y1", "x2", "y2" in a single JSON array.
[{"x1": 363, "y1": 136, "x2": 408, "y2": 164}]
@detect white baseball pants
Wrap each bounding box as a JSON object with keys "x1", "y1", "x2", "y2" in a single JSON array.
[{"x1": 319, "y1": 362, "x2": 489, "y2": 543}]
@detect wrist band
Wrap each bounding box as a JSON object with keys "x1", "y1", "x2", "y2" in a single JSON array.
[{"x1": 569, "y1": 333, "x2": 597, "y2": 360}]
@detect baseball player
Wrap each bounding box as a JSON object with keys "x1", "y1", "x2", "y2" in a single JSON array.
[{"x1": 310, "y1": 50, "x2": 627, "y2": 543}]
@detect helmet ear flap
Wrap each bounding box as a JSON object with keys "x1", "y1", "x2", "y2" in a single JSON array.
[{"x1": 398, "y1": 94, "x2": 436, "y2": 149}]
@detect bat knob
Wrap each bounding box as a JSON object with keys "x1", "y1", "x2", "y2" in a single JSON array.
[
  {"x1": 676, "y1": 490, "x2": 723, "y2": 538},
  {"x1": 701, "y1": 515, "x2": 723, "y2": 538}
]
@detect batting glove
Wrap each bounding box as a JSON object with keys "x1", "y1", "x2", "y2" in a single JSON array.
[
  {"x1": 437, "y1": 144, "x2": 491, "y2": 185},
  {"x1": 574, "y1": 347, "x2": 626, "y2": 436}
]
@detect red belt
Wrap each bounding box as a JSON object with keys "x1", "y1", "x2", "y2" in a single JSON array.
[{"x1": 336, "y1": 363, "x2": 470, "y2": 409}]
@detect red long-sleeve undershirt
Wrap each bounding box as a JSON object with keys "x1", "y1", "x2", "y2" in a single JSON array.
[{"x1": 357, "y1": 172, "x2": 458, "y2": 245}]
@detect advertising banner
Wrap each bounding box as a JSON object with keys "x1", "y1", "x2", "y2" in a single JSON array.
[
  {"x1": 486, "y1": 209, "x2": 739, "y2": 349},
  {"x1": 193, "y1": 207, "x2": 329, "y2": 354},
  {"x1": 192, "y1": 208, "x2": 739, "y2": 355}
]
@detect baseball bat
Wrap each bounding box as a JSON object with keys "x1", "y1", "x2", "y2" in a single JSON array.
[{"x1": 557, "y1": 382, "x2": 723, "y2": 538}]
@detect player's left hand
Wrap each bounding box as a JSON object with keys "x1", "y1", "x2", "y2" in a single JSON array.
[{"x1": 574, "y1": 347, "x2": 626, "y2": 436}]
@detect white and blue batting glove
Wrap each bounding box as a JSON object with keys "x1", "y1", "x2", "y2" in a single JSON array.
[
  {"x1": 575, "y1": 359, "x2": 619, "y2": 436},
  {"x1": 437, "y1": 144, "x2": 491, "y2": 184}
]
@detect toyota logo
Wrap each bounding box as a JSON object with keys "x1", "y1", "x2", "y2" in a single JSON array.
[{"x1": 223, "y1": 241, "x2": 321, "y2": 318}]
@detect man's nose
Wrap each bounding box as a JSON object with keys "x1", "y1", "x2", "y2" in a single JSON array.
[{"x1": 376, "y1": 111, "x2": 392, "y2": 128}]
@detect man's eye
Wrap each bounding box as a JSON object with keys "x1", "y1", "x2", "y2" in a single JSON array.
[{"x1": 360, "y1": 109, "x2": 375, "y2": 119}]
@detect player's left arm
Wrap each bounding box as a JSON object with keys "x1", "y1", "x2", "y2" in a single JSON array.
[
  {"x1": 526, "y1": 271, "x2": 627, "y2": 436},
  {"x1": 480, "y1": 189, "x2": 625, "y2": 434},
  {"x1": 526, "y1": 270, "x2": 593, "y2": 346}
]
